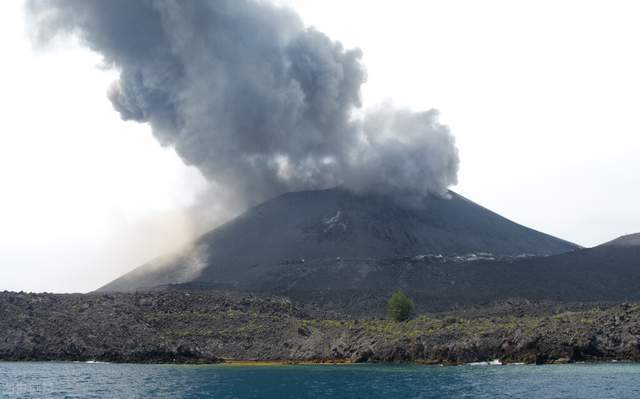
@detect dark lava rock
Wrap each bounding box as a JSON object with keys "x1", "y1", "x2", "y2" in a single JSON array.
[{"x1": 3, "y1": 291, "x2": 640, "y2": 364}]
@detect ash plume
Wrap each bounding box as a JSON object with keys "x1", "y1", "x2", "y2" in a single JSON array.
[{"x1": 27, "y1": 0, "x2": 459, "y2": 207}]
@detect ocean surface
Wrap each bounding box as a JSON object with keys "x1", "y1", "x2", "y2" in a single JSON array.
[{"x1": 1, "y1": 362, "x2": 639, "y2": 398}]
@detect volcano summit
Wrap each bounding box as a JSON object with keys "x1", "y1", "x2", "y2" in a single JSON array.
[{"x1": 100, "y1": 188, "x2": 578, "y2": 293}]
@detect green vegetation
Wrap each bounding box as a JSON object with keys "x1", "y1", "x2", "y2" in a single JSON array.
[{"x1": 387, "y1": 290, "x2": 415, "y2": 322}]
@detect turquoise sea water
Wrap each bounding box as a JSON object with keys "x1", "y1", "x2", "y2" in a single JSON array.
[{"x1": 1, "y1": 362, "x2": 639, "y2": 398}]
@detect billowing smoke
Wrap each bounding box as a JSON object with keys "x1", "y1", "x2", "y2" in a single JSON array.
[{"x1": 27, "y1": 0, "x2": 459, "y2": 207}]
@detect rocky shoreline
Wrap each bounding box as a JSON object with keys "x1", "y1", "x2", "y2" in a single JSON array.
[{"x1": 3, "y1": 291, "x2": 640, "y2": 365}]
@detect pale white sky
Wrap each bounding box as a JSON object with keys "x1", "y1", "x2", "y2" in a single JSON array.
[{"x1": 1, "y1": 1, "x2": 639, "y2": 292}]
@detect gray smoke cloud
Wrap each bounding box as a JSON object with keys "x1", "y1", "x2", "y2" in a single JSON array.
[{"x1": 27, "y1": 0, "x2": 459, "y2": 207}]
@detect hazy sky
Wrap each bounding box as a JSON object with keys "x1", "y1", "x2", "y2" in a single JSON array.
[{"x1": 2, "y1": 1, "x2": 639, "y2": 293}]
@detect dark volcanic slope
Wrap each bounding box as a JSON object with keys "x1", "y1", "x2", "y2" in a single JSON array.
[
  {"x1": 258, "y1": 242, "x2": 640, "y2": 315},
  {"x1": 100, "y1": 188, "x2": 578, "y2": 292},
  {"x1": 603, "y1": 233, "x2": 640, "y2": 247}
]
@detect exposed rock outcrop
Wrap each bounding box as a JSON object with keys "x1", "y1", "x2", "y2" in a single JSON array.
[{"x1": 2, "y1": 291, "x2": 640, "y2": 364}]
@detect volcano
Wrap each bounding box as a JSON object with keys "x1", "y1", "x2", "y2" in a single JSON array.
[{"x1": 99, "y1": 188, "x2": 578, "y2": 292}]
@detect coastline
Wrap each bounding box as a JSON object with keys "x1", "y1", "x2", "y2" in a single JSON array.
[
  {"x1": 1, "y1": 358, "x2": 637, "y2": 367},
  {"x1": 3, "y1": 291, "x2": 640, "y2": 366},
  {"x1": 214, "y1": 358, "x2": 638, "y2": 366}
]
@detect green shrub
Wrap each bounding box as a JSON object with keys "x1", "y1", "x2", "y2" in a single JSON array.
[{"x1": 388, "y1": 290, "x2": 415, "y2": 322}]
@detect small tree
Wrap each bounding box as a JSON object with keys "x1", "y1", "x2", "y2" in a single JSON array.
[{"x1": 388, "y1": 289, "x2": 414, "y2": 321}]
